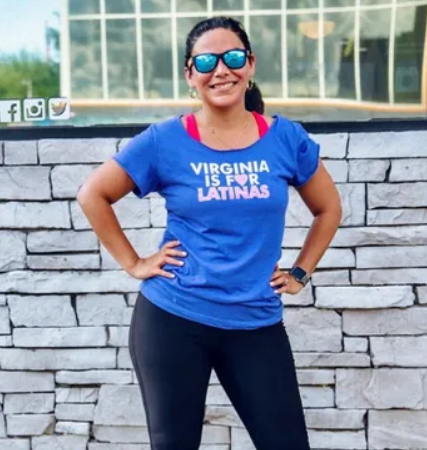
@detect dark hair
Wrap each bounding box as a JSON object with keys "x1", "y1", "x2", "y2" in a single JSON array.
[{"x1": 184, "y1": 16, "x2": 264, "y2": 114}]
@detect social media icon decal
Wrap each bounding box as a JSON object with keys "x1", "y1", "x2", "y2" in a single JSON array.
[
  {"x1": 0, "y1": 100, "x2": 22, "y2": 123},
  {"x1": 23, "y1": 98, "x2": 46, "y2": 121},
  {"x1": 48, "y1": 97, "x2": 71, "y2": 120}
]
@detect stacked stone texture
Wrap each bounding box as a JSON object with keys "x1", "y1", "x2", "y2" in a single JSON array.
[{"x1": 0, "y1": 130, "x2": 427, "y2": 450}]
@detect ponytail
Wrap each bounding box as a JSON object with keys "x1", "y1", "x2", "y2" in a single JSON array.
[{"x1": 245, "y1": 81, "x2": 264, "y2": 114}]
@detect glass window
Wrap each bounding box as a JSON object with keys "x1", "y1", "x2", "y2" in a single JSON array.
[
  {"x1": 324, "y1": 0, "x2": 356, "y2": 7},
  {"x1": 141, "y1": 0, "x2": 171, "y2": 13},
  {"x1": 287, "y1": 0, "x2": 319, "y2": 10},
  {"x1": 359, "y1": 8, "x2": 391, "y2": 102},
  {"x1": 250, "y1": 0, "x2": 281, "y2": 9},
  {"x1": 69, "y1": 0, "x2": 100, "y2": 15},
  {"x1": 176, "y1": 0, "x2": 207, "y2": 13},
  {"x1": 287, "y1": 14, "x2": 320, "y2": 98},
  {"x1": 142, "y1": 19, "x2": 173, "y2": 98},
  {"x1": 324, "y1": 12, "x2": 356, "y2": 99},
  {"x1": 361, "y1": 0, "x2": 389, "y2": 5},
  {"x1": 213, "y1": 0, "x2": 244, "y2": 10},
  {"x1": 394, "y1": 5, "x2": 426, "y2": 103},
  {"x1": 106, "y1": 19, "x2": 138, "y2": 99},
  {"x1": 70, "y1": 20, "x2": 103, "y2": 98},
  {"x1": 105, "y1": 0, "x2": 136, "y2": 14},
  {"x1": 250, "y1": 15, "x2": 282, "y2": 97}
]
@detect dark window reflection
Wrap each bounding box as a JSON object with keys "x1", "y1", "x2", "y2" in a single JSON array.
[
  {"x1": 107, "y1": 19, "x2": 138, "y2": 98},
  {"x1": 142, "y1": 19, "x2": 173, "y2": 98},
  {"x1": 69, "y1": 0, "x2": 100, "y2": 15},
  {"x1": 70, "y1": 20, "x2": 103, "y2": 98}
]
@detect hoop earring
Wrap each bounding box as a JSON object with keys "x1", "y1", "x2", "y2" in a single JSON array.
[
  {"x1": 247, "y1": 79, "x2": 254, "y2": 90},
  {"x1": 189, "y1": 87, "x2": 197, "y2": 99}
]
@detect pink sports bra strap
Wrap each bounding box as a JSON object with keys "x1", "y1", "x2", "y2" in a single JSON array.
[
  {"x1": 252, "y1": 111, "x2": 269, "y2": 137},
  {"x1": 185, "y1": 114, "x2": 201, "y2": 141},
  {"x1": 185, "y1": 111, "x2": 269, "y2": 141}
]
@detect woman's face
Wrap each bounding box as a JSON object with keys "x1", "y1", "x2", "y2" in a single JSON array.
[{"x1": 185, "y1": 28, "x2": 256, "y2": 109}]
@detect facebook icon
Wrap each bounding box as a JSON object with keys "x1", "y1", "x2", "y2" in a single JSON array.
[{"x1": 0, "y1": 100, "x2": 22, "y2": 123}]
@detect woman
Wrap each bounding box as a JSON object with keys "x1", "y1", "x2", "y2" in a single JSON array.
[{"x1": 77, "y1": 16, "x2": 342, "y2": 450}]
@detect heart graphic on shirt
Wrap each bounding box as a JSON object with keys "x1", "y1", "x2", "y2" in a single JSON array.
[{"x1": 234, "y1": 175, "x2": 248, "y2": 186}]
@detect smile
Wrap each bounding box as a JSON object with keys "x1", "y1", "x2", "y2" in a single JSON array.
[{"x1": 210, "y1": 81, "x2": 237, "y2": 90}]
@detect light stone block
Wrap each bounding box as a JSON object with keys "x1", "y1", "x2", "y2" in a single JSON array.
[
  {"x1": 0, "y1": 349, "x2": 116, "y2": 370},
  {"x1": 368, "y1": 208, "x2": 427, "y2": 225},
  {"x1": 4, "y1": 141, "x2": 38, "y2": 165},
  {"x1": 300, "y1": 386, "x2": 334, "y2": 407},
  {"x1": 295, "y1": 353, "x2": 370, "y2": 368},
  {"x1": 0, "y1": 270, "x2": 140, "y2": 294},
  {"x1": 94, "y1": 386, "x2": 146, "y2": 426},
  {"x1": 323, "y1": 160, "x2": 348, "y2": 182},
  {"x1": 390, "y1": 158, "x2": 427, "y2": 181},
  {"x1": 344, "y1": 337, "x2": 368, "y2": 353},
  {"x1": 368, "y1": 182, "x2": 427, "y2": 208},
  {"x1": 305, "y1": 408, "x2": 365, "y2": 429},
  {"x1": 281, "y1": 283, "x2": 314, "y2": 306},
  {"x1": 207, "y1": 385, "x2": 231, "y2": 406},
  {"x1": 311, "y1": 270, "x2": 350, "y2": 286},
  {"x1": 32, "y1": 435, "x2": 88, "y2": 450},
  {"x1": 201, "y1": 425, "x2": 230, "y2": 444},
  {"x1": 27, "y1": 230, "x2": 98, "y2": 253},
  {"x1": 117, "y1": 348, "x2": 132, "y2": 369},
  {"x1": 0, "y1": 372, "x2": 54, "y2": 393},
  {"x1": 280, "y1": 248, "x2": 354, "y2": 269},
  {"x1": 0, "y1": 295, "x2": 5, "y2": 306},
  {"x1": 352, "y1": 268, "x2": 427, "y2": 285},
  {"x1": 27, "y1": 254, "x2": 100, "y2": 270},
  {"x1": 39, "y1": 139, "x2": 117, "y2": 164},
  {"x1": 349, "y1": 159, "x2": 390, "y2": 182},
  {"x1": 343, "y1": 308, "x2": 427, "y2": 335},
  {"x1": 0, "y1": 202, "x2": 70, "y2": 229},
  {"x1": 348, "y1": 130, "x2": 427, "y2": 158},
  {"x1": 204, "y1": 406, "x2": 242, "y2": 428},
  {"x1": 0, "y1": 416, "x2": 4, "y2": 438},
  {"x1": 357, "y1": 246, "x2": 427, "y2": 268},
  {"x1": 285, "y1": 308, "x2": 342, "y2": 352},
  {"x1": 0, "y1": 232, "x2": 26, "y2": 272},
  {"x1": 150, "y1": 197, "x2": 167, "y2": 227},
  {"x1": 4, "y1": 394, "x2": 54, "y2": 414},
  {"x1": 6, "y1": 414, "x2": 54, "y2": 436},
  {"x1": 308, "y1": 430, "x2": 366, "y2": 449},
  {"x1": 417, "y1": 286, "x2": 427, "y2": 304},
  {"x1": 336, "y1": 369, "x2": 427, "y2": 409},
  {"x1": 55, "y1": 388, "x2": 98, "y2": 404},
  {"x1": 55, "y1": 404, "x2": 94, "y2": 421},
  {"x1": 51, "y1": 165, "x2": 97, "y2": 198},
  {"x1": 100, "y1": 229, "x2": 164, "y2": 269},
  {"x1": 8, "y1": 295, "x2": 76, "y2": 327},
  {"x1": 12, "y1": 327, "x2": 107, "y2": 348},
  {"x1": 311, "y1": 133, "x2": 348, "y2": 159},
  {"x1": 0, "y1": 167, "x2": 50, "y2": 200},
  {"x1": 55, "y1": 421, "x2": 90, "y2": 436},
  {"x1": 107, "y1": 327, "x2": 129, "y2": 347},
  {"x1": 371, "y1": 336, "x2": 427, "y2": 367},
  {"x1": 76, "y1": 294, "x2": 128, "y2": 326},
  {"x1": 92, "y1": 426, "x2": 150, "y2": 443},
  {"x1": 369, "y1": 410, "x2": 427, "y2": 450},
  {"x1": 231, "y1": 427, "x2": 255, "y2": 450},
  {"x1": 70, "y1": 198, "x2": 150, "y2": 230},
  {"x1": 56, "y1": 371, "x2": 132, "y2": 385},
  {"x1": 316, "y1": 286, "x2": 414, "y2": 308},
  {"x1": 296, "y1": 370, "x2": 335, "y2": 386},
  {"x1": 0, "y1": 308, "x2": 10, "y2": 334},
  {"x1": 88, "y1": 445, "x2": 150, "y2": 450},
  {"x1": 0, "y1": 440, "x2": 30, "y2": 450},
  {"x1": 0, "y1": 336, "x2": 12, "y2": 347}
]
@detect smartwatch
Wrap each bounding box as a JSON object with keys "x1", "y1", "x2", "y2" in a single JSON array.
[{"x1": 289, "y1": 266, "x2": 310, "y2": 287}]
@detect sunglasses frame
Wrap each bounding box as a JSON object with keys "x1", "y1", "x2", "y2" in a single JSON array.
[{"x1": 188, "y1": 48, "x2": 251, "y2": 74}]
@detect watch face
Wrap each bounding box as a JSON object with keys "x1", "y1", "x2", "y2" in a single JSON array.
[{"x1": 291, "y1": 267, "x2": 307, "y2": 280}]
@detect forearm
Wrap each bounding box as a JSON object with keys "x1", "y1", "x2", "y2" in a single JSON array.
[
  {"x1": 77, "y1": 193, "x2": 140, "y2": 273},
  {"x1": 292, "y1": 209, "x2": 341, "y2": 276}
]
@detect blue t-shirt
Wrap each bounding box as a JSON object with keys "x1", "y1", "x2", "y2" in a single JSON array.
[{"x1": 113, "y1": 115, "x2": 319, "y2": 329}]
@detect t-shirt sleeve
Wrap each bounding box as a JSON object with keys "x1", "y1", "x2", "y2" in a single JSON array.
[
  {"x1": 112, "y1": 126, "x2": 160, "y2": 198},
  {"x1": 291, "y1": 122, "x2": 321, "y2": 188}
]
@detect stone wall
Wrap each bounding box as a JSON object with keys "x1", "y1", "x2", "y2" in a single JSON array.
[{"x1": 0, "y1": 129, "x2": 427, "y2": 450}]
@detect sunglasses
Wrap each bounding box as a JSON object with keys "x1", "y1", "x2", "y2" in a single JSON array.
[{"x1": 189, "y1": 48, "x2": 250, "y2": 74}]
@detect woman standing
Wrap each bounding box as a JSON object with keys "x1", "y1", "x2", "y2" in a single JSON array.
[{"x1": 77, "y1": 16, "x2": 342, "y2": 450}]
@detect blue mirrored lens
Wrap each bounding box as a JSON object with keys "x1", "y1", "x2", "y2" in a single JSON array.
[
  {"x1": 194, "y1": 54, "x2": 218, "y2": 73},
  {"x1": 223, "y1": 50, "x2": 246, "y2": 69}
]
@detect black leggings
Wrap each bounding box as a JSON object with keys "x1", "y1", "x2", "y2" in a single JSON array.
[{"x1": 129, "y1": 293, "x2": 310, "y2": 450}]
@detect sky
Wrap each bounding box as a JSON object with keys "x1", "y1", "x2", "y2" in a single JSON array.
[{"x1": 0, "y1": 0, "x2": 60, "y2": 56}]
